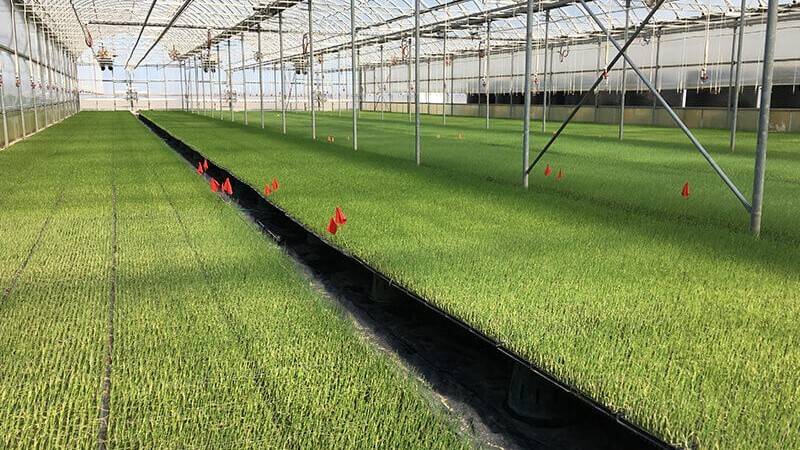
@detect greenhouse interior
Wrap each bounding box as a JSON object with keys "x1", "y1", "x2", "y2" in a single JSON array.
[{"x1": 0, "y1": 0, "x2": 798, "y2": 448}]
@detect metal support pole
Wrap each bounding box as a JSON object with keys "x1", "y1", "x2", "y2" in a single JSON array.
[
  {"x1": 478, "y1": 43, "x2": 483, "y2": 122},
  {"x1": 70, "y1": 55, "x2": 76, "y2": 114},
  {"x1": 162, "y1": 63, "x2": 168, "y2": 110},
  {"x1": 407, "y1": 38, "x2": 412, "y2": 122},
  {"x1": 351, "y1": 0, "x2": 358, "y2": 150},
  {"x1": 750, "y1": 0, "x2": 778, "y2": 237},
  {"x1": 485, "y1": 20, "x2": 491, "y2": 129},
  {"x1": 450, "y1": 53, "x2": 455, "y2": 118},
  {"x1": 74, "y1": 56, "x2": 79, "y2": 113},
  {"x1": 269, "y1": 64, "x2": 274, "y2": 111},
  {"x1": 23, "y1": 11, "x2": 39, "y2": 131},
  {"x1": 59, "y1": 47, "x2": 66, "y2": 118},
  {"x1": 200, "y1": 59, "x2": 206, "y2": 114},
  {"x1": 190, "y1": 62, "x2": 197, "y2": 113},
  {"x1": 10, "y1": 1, "x2": 27, "y2": 137},
  {"x1": 510, "y1": 49, "x2": 515, "y2": 118},
  {"x1": 227, "y1": 40, "x2": 234, "y2": 121},
  {"x1": 619, "y1": 0, "x2": 630, "y2": 140},
  {"x1": 542, "y1": 11, "x2": 549, "y2": 133},
  {"x1": 337, "y1": 51, "x2": 341, "y2": 116},
  {"x1": 146, "y1": 70, "x2": 152, "y2": 110},
  {"x1": 184, "y1": 61, "x2": 189, "y2": 112},
  {"x1": 320, "y1": 57, "x2": 325, "y2": 114},
  {"x1": 60, "y1": 48, "x2": 66, "y2": 116},
  {"x1": 414, "y1": 0, "x2": 421, "y2": 165},
  {"x1": 595, "y1": 38, "x2": 601, "y2": 122},
  {"x1": 55, "y1": 45, "x2": 62, "y2": 119},
  {"x1": 380, "y1": 44, "x2": 385, "y2": 120},
  {"x1": 70, "y1": 54, "x2": 74, "y2": 114},
  {"x1": 39, "y1": 26, "x2": 48, "y2": 123},
  {"x1": 217, "y1": 44, "x2": 223, "y2": 118},
  {"x1": 279, "y1": 13, "x2": 286, "y2": 133},
  {"x1": 128, "y1": 74, "x2": 134, "y2": 110},
  {"x1": 73, "y1": 56, "x2": 78, "y2": 113},
  {"x1": 726, "y1": 24, "x2": 738, "y2": 123},
  {"x1": 53, "y1": 44, "x2": 60, "y2": 119},
  {"x1": 60, "y1": 47, "x2": 66, "y2": 116},
  {"x1": 241, "y1": 34, "x2": 248, "y2": 125},
  {"x1": 427, "y1": 60, "x2": 431, "y2": 115},
  {"x1": 179, "y1": 61, "x2": 185, "y2": 110},
  {"x1": 730, "y1": 0, "x2": 747, "y2": 152},
  {"x1": 522, "y1": 0, "x2": 534, "y2": 188},
  {"x1": 63, "y1": 49, "x2": 69, "y2": 115},
  {"x1": 358, "y1": 60, "x2": 363, "y2": 115},
  {"x1": 194, "y1": 56, "x2": 201, "y2": 114},
  {"x1": 0, "y1": 40, "x2": 8, "y2": 147},
  {"x1": 43, "y1": 34, "x2": 55, "y2": 118},
  {"x1": 258, "y1": 27, "x2": 264, "y2": 128},
  {"x1": 67, "y1": 51, "x2": 74, "y2": 114},
  {"x1": 443, "y1": 12, "x2": 448, "y2": 125},
  {"x1": 70, "y1": 53, "x2": 75, "y2": 114},
  {"x1": 272, "y1": 63, "x2": 277, "y2": 112},
  {"x1": 60, "y1": 48, "x2": 66, "y2": 117},
  {"x1": 652, "y1": 30, "x2": 661, "y2": 124},
  {"x1": 308, "y1": 0, "x2": 316, "y2": 139},
  {"x1": 35, "y1": 26, "x2": 48, "y2": 124},
  {"x1": 72, "y1": 56, "x2": 78, "y2": 113}
]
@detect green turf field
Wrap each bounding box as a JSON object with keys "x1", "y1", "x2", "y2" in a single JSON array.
[
  {"x1": 0, "y1": 112, "x2": 469, "y2": 449},
  {"x1": 144, "y1": 108, "x2": 800, "y2": 449}
]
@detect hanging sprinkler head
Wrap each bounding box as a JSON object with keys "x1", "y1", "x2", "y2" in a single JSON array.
[
  {"x1": 96, "y1": 45, "x2": 115, "y2": 71},
  {"x1": 700, "y1": 67, "x2": 710, "y2": 83}
]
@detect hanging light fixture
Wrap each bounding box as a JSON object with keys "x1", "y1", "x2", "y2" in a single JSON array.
[{"x1": 96, "y1": 44, "x2": 115, "y2": 71}]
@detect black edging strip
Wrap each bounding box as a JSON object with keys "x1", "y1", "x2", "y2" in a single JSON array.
[{"x1": 138, "y1": 113, "x2": 676, "y2": 450}]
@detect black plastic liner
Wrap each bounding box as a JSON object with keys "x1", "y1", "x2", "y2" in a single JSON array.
[{"x1": 139, "y1": 113, "x2": 675, "y2": 450}]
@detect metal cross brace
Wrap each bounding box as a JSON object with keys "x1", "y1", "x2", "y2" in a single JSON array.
[
  {"x1": 526, "y1": 0, "x2": 752, "y2": 213},
  {"x1": 579, "y1": 0, "x2": 751, "y2": 211},
  {"x1": 525, "y1": 0, "x2": 665, "y2": 176}
]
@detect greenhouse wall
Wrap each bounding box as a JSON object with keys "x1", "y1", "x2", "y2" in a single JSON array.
[
  {"x1": 0, "y1": 0, "x2": 80, "y2": 148},
  {"x1": 359, "y1": 102, "x2": 800, "y2": 132}
]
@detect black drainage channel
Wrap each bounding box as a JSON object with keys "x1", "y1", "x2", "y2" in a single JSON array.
[{"x1": 139, "y1": 114, "x2": 673, "y2": 450}]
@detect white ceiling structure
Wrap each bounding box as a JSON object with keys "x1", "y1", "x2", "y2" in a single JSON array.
[{"x1": 15, "y1": 0, "x2": 800, "y2": 70}]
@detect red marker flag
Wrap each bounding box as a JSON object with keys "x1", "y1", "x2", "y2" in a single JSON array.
[
  {"x1": 544, "y1": 164, "x2": 552, "y2": 177},
  {"x1": 210, "y1": 178, "x2": 220, "y2": 192},
  {"x1": 556, "y1": 169, "x2": 564, "y2": 181},
  {"x1": 681, "y1": 182, "x2": 691, "y2": 199},
  {"x1": 197, "y1": 162, "x2": 204, "y2": 174},
  {"x1": 222, "y1": 178, "x2": 233, "y2": 195},
  {"x1": 263, "y1": 185, "x2": 272, "y2": 196},
  {"x1": 271, "y1": 177, "x2": 280, "y2": 191},
  {"x1": 327, "y1": 217, "x2": 338, "y2": 235},
  {"x1": 203, "y1": 159, "x2": 209, "y2": 170},
  {"x1": 334, "y1": 207, "x2": 347, "y2": 225}
]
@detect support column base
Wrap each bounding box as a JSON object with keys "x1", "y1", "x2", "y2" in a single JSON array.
[{"x1": 507, "y1": 363, "x2": 578, "y2": 426}]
